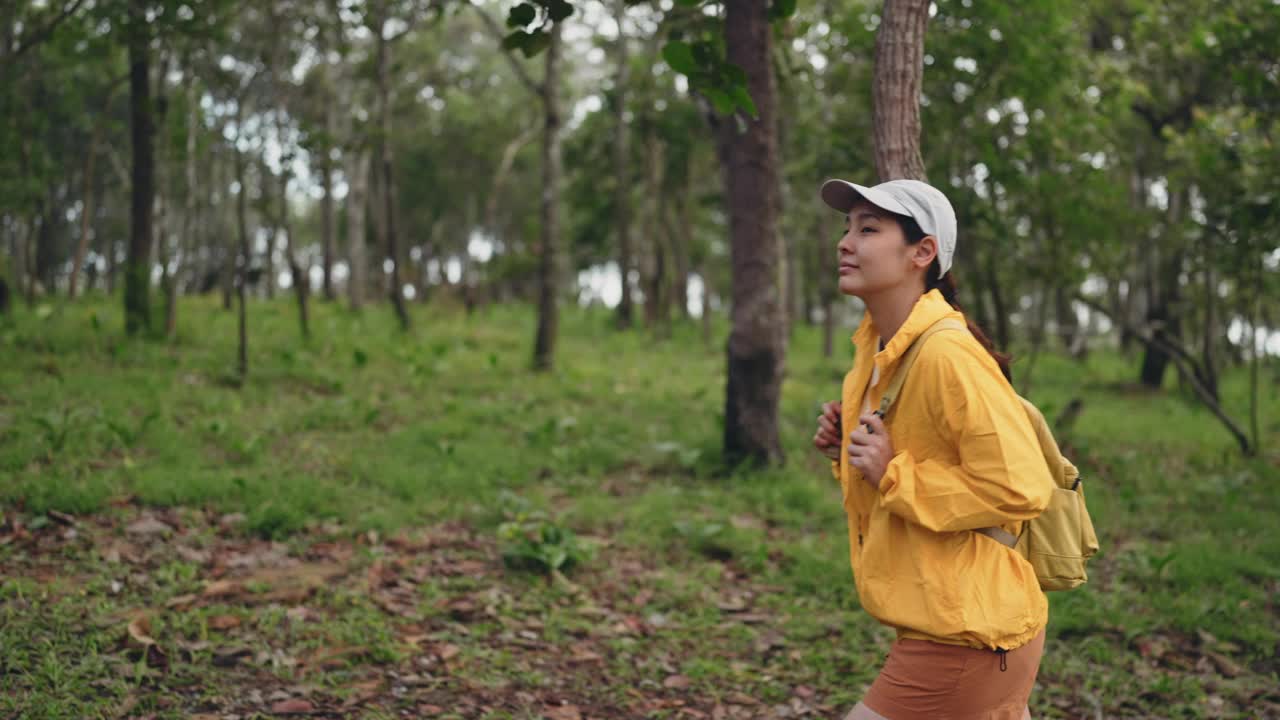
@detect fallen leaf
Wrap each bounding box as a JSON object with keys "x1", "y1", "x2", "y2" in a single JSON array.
[
  {"x1": 663, "y1": 674, "x2": 692, "y2": 690},
  {"x1": 126, "y1": 516, "x2": 173, "y2": 536},
  {"x1": 48, "y1": 510, "x2": 76, "y2": 526},
  {"x1": 302, "y1": 645, "x2": 368, "y2": 670},
  {"x1": 270, "y1": 698, "x2": 315, "y2": 714},
  {"x1": 212, "y1": 646, "x2": 254, "y2": 667},
  {"x1": 436, "y1": 643, "x2": 461, "y2": 661},
  {"x1": 203, "y1": 579, "x2": 242, "y2": 598},
  {"x1": 1207, "y1": 651, "x2": 1242, "y2": 678},
  {"x1": 208, "y1": 614, "x2": 241, "y2": 631},
  {"x1": 544, "y1": 705, "x2": 582, "y2": 720},
  {"x1": 164, "y1": 593, "x2": 198, "y2": 610},
  {"x1": 125, "y1": 614, "x2": 167, "y2": 668}
]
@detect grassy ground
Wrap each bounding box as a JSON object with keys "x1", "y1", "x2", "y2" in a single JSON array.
[{"x1": 2, "y1": 293, "x2": 1278, "y2": 719}]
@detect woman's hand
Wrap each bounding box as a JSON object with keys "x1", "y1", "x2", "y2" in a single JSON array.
[
  {"x1": 848, "y1": 412, "x2": 892, "y2": 489},
  {"x1": 813, "y1": 400, "x2": 842, "y2": 461}
]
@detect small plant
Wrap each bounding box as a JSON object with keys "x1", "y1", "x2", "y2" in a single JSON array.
[
  {"x1": 498, "y1": 517, "x2": 585, "y2": 574},
  {"x1": 497, "y1": 498, "x2": 587, "y2": 575},
  {"x1": 104, "y1": 410, "x2": 160, "y2": 449},
  {"x1": 31, "y1": 407, "x2": 79, "y2": 454}
]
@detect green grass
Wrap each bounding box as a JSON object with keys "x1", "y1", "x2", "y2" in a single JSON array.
[{"x1": 1, "y1": 292, "x2": 1278, "y2": 718}]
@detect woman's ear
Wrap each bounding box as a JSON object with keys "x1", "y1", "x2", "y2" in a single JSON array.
[{"x1": 913, "y1": 236, "x2": 939, "y2": 270}]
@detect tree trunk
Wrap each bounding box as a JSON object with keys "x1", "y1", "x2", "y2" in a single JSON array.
[
  {"x1": 69, "y1": 122, "x2": 101, "y2": 299},
  {"x1": 374, "y1": 16, "x2": 410, "y2": 331},
  {"x1": 873, "y1": 0, "x2": 930, "y2": 181},
  {"x1": 532, "y1": 23, "x2": 563, "y2": 371},
  {"x1": 818, "y1": 205, "x2": 837, "y2": 358},
  {"x1": 279, "y1": 164, "x2": 310, "y2": 340},
  {"x1": 167, "y1": 69, "x2": 197, "y2": 337},
  {"x1": 1199, "y1": 232, "x2": 1219, "y2": 400},
  {"x1": 612, "y1": 0, "x2": 634, "y2": 329},
  {"x1": 217, "y1": 150, "x2": 234, "y2": 310},
  {"x1": 669, "y1": 194, "x2": 691, "y2": 320},
  {"x1": 320, "y1": 103, "x2": 336, "y2": 301},
  {"x1": 125, "y1": 0, "x2": 154, "y2": 335},
  {"x1": 642, "y1": 131, "x2": 665, "y2": 329},
  {"x1": 234, "y1": 111, "x2": 251, "y2": 379},
  {"x1": 346, "y1": 147, "x2": 369, "y2": 311},
  {"x1": 1139, "y1": 190, "x2": 1186, "y2": 389},
  {"x1": 720, "y1": 0, "x2": 785, "y2": 467}
]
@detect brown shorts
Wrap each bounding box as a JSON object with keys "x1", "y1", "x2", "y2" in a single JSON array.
[{"x1": 863, "y1": 629, "x2": 1045, "y2": 720}]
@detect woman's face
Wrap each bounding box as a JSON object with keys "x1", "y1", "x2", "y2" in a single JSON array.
[{"x1": 835, "y1": 200, "x2": 935, "y2": 298}]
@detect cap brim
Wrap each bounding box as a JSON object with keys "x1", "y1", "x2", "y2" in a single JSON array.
[{"x1": 820, "y1": 179, "x2": 911, "y2": 217}]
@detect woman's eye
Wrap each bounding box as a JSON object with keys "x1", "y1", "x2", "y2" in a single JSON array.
[{"x1": 861, "y1": 226, "x2": 876, "y2": 233}]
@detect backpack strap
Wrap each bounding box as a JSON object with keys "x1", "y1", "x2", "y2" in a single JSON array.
[
  {"x1": 877, "y1": 318, "x2": 969, "y2": 418},
  {"x1": 975, "y1": 525, "x2": 1019, "y2": 548}
]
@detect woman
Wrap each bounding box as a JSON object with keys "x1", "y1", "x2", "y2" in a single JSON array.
[{"x1": 811, "y1": 178, "x2": 1056, "y2": 720}]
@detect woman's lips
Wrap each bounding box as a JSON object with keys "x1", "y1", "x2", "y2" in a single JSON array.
[{"x1": 839, "y1": 263, "x2": 859, "y2": 275}]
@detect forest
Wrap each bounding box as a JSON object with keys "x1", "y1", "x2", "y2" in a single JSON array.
[{"x1": 2, "y1": 0, "x2": 1278, "y2": 717}]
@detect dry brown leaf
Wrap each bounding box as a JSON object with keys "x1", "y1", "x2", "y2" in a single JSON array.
[
  {"x1": 125, "y1": 614, "x2": 167, "y2": 668},
  {"x1": 164, "y1": 593, "x2": 198, "y2": 610},
  {"x1": 544, "y1": 705, "x2": 582, "y2": 720},
  {"x1": 303, "y1": 645, "x2": 368, "y2": 670},
  {"x1": 663, "y1": 674, "x2": 691, "y2": 690},
  {"x1": 212, "y1": 645, "x2": 254, "y2": 667},
  {"x1": 126, "y1": 516, "x2": 173, "y2": 536},
  {"x1": 270, "y1": 698, "x2": 315, "y2": 714},
  {"x1": 435, "y1": 643, "x2": 461, "y2": 661},
  {"x1": 208, "y1": 614, "x2": 241, "y2": 631},
  {"x1": 203, "y1": 579, "x2": 242, "y2": 598}
]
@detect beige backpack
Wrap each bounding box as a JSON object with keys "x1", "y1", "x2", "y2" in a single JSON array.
[{"x1": 879, "y1": 318, "x2": 1100, "y2": 591}]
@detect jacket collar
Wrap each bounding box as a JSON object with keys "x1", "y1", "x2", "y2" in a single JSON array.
[{"x1": 851, "y1": 289, "x2": 964, "y2": 368}]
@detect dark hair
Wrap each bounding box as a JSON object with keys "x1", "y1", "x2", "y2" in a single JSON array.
[{"x1": 896, "y1": 213, "x2": 1013, "y2": 382}]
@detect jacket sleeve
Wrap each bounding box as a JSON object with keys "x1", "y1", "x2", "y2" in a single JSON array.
[
  {"x1": 831, "y1": 459, "x2": 841, "y2": 483},
  {"x1": 877, "y1": 338, "x2": 1054, "y2": 532}
]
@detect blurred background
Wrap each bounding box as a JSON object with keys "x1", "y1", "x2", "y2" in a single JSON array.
[{"x1": 1, "y1": 0, "x2": 1278, "y2": 718}]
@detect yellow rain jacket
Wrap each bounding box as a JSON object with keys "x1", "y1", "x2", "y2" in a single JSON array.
[{"x1": 834, "y1": 289, "x2": 1055, "y2": 651}]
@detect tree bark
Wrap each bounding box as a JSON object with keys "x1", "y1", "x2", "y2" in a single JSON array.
[
  {"x1": 168, "y1": 67, "x2": 197, "y2": 337},
  {"x1": 346, "y1": 147, "x2": 369, "y2": 311},
  {"x1": 873, "y1": 0, "x2": 930, "y2": 182},
  {"x1": 125, "y1": 0, "x2": 154, "y2": 335},
  {"x1": 320, "y1": 102, "x2": 336, "y2": 301},
  {"x1": 234, "y1": 107, "x2": 251, "y2": 379},
  {"x1": 374, "y1": 11, "x2": 410, "y2": 331},
  {"x1": 279, "y1": 161, "x2": 310, "y2": 340},
  {"x1": 532, "y1": 23, "x2": 563, "y2": 371},
  {"x1": 612, "y1": 0, "x2": 635, "y2": 329},
  {"x1": 720, "y1": 0, "x2": 785, "y2": 467},
  {"x1": 69, "y1": 121, "x2": 101, "y2": 299}
]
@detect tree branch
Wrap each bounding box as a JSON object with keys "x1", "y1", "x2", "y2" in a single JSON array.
[
  {"x1": 466, "y1": 1, "x2": 542, "y2": 96},
  {"x1": 6, "y1": 0, "x2": 88, "y2": 63},
  {"x1": 1075, "y1": 293, "x2": 1254, "y2": 455}
]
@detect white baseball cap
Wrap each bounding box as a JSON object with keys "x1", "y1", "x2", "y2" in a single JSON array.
[{"x1": 820, "y1": 178, "x2": 958, "y2": 278}]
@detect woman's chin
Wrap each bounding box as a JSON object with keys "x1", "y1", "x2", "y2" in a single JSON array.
[{"x1": 838, "y1": 277, "x2": 864, "y2": 297}]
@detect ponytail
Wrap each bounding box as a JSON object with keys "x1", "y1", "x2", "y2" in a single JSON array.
[
  {"x1": 896, "y1": 212, "x2": 1014, "y2": 383},
  {"x1": 926, "y1": 266, "x2": 1013, "y2": 382}
]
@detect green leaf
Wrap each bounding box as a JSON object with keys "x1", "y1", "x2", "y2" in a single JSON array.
[
  {"x1": 546, "y1": 0, "x2": 574, "y2": 23},
  {"x1": 730, "y1": 84, "x2": 757, "y2": 117},
  {"x1": 769, "y1": 0, "x2": 797, "y2": 20},
  {"x1": 501, "y1": 30, "x2": 529, "y2": 52},
  {"x1": 706, "y1": 88, "x2": 735, "y2": 115},
  {"x1": 662, "y1": 40, "x2": 698, "y2": 76},
  {"x1": 506, "y1": 3, "x2": 537, "y2": 27},
  {"x1": 520, "y1": 30, "x2": 552, "y2": 58}
]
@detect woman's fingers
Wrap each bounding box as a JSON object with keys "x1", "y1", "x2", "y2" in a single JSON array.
[{"x1": 818, "y1": 415, "x2": 838, "y2": 435}]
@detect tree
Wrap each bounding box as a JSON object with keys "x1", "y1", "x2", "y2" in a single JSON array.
[
  {"x1": 124, "y1": 0, "x2": 156, "y2": 335},
  {"x1": 718, "y1": 0, "x2": 785, "y2": 466},
  {"x1": 873, "y1": 0, "x2": 929, "y2": 182}
]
